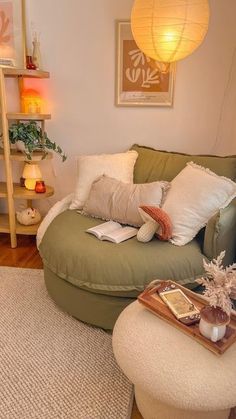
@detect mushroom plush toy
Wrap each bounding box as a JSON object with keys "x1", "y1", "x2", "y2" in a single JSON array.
[{"x1": 137, "y1": 206, "x2": 172, "y2": 243}]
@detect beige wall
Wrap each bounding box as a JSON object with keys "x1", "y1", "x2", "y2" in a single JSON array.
[{"x1": 1, "y1": 0, "x2": 236, "y2": 213}]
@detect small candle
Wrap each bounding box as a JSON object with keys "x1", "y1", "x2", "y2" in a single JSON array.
[{"x1": 35, "y1": 180, "x2": 46, "y2": 193}]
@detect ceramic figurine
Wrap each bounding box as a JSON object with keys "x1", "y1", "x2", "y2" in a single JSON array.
[{"x1": 16, "y1": 208, "x2": 41, "y2": 226}]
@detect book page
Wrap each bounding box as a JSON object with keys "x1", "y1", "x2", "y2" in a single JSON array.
[
  {"x1": 86, "y1": 221, "x2": 121, "y2": 239},
  {"x1": 102, "y1": 226, "x2": 138, "y2": 243}
]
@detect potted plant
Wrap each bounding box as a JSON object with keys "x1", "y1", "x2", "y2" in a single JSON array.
[
  {"x1": 7, "y1": 121, "x2": 67, "y2": 162},
  {"x1": 196, "y1": 252, "x2": 236, "y2": 342}
]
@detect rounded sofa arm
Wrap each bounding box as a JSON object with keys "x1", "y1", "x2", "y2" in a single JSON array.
[
  {"x1": 203, "y1": 199, "x2": 236, "y2": 266},
  {"x1": 36, "y1": 193, "x2": 74, "y2": 249}
]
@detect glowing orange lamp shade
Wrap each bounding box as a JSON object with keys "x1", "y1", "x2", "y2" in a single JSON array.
[
  {"x1": 131, "y1": 0, "x2": 210, "y2": 63},
  {"x1": 22, "y1": 163, "x2": 42, "y2": 190},
  {"x1": 21, "y1": 89, "x2": 43, "y2": 114}
]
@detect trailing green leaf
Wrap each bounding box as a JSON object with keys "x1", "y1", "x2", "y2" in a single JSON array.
[{"x1": 7, "y1": 121, "x2": 67, "y2": 162}]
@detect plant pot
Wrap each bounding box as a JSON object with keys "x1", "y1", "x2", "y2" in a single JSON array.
[
  {"x1": 15, "y1": 140, "x2": 26, "y2": 153},
  {"x1": 199, "y1": 306, "x2": 230, "y2": 343}
]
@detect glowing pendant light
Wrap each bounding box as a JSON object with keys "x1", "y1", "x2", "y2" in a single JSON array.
[{"x1": 131, "y1": 0, "x2": 210, "y2": 63}]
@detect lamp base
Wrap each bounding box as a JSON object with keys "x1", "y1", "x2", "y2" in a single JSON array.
[{"x1": 24, "y1": 178, "x2": 41, "y2": 190}]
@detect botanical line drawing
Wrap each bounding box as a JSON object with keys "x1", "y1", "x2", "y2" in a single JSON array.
[
  {"x1": 129, "y1": 49, "x2": 150, "y2": 67},
  {"x1": 141, "y1": 68, "x2": 160, "y2": 89},
  {"x1": 126, "y1": 68, "x2": 141, "y2": 83}
]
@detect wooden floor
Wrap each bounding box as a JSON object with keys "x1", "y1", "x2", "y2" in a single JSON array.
[{"x1": 0, "y1": 233, "x2": 142, "y2": 419}]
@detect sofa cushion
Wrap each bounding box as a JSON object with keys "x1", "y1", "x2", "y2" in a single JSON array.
[
  {"x1": 82, "y1": 175, "x2": 169, "y2": 227},
  {"x1": 39, "y1": 210, "x2": 206, "y2": 297},
  {"x1": 131, "y1": 144, "x2": 236, "y2": 183},
  {"x1": 70, "y1": 150, "x2": 138, "y2": 210},
  {"x1": 162, "y1": 162, "x2": 236, "y2": 246}
]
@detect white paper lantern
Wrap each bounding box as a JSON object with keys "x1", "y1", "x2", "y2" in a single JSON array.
[{"x1": 131, "y1": 0, "x2": 210, "y2": 63}]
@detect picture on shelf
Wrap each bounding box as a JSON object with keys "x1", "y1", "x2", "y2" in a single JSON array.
[{"x1": 0, "y1": 0, "x2": 26, "y2": 68}]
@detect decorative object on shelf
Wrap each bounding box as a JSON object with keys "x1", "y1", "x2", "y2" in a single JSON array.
[
  {"x1": 0, "y1": 0, "x2": 26, "y2": 68},
  {"x1": 196, "y1": 251, "x2": 236, "y2": 342},
  {"x1": 32, "y1": 32, "x2": 42, "y2": 69},
  {"x1": 35, "y1": 180, "x2": 46, "y2": 194},
  {"x1": 16, "y1": 207, "x2": 41, "y2": 226},
  {"x1": 20, "y1": 176, "x2": 25, "y2": 187},
  {"x1": 21, "y1": 88, "x2": 42, "y2": 113},
  {"x1": 22, "y1": 162, "x2": 42, "y2": 190},
  {"x1": 131, "y1": 0, "x2": 210, "y2": 64},
  {"x1": 8, "y1": 121, "x2": 67, "y2": 161},
  {"x1": 26, "y1": 55, "x2": 36, "y2": 70},
  {"x1": 116, "y1": 21, "x2": 175, "y2": 107}
]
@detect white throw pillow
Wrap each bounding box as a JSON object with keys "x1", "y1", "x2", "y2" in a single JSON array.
[
  {"x1": 162, "y1": 162, "x2": 236, "y2": 246},
  {"x1": 70, "y1": 150, "x2": 138, "y2": 210}
]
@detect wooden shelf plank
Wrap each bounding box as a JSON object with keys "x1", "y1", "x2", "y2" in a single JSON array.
[
  {"x1": 0, "y1": 214, "x2": 10, "y2": 233},
  {"x1": 0, "y1": 183, "x2": 7, "y2": 198},
  {"x1": 7, "y1": 113, "x2": 51, "y2": 121},
  {"x1": 0, "y1": 182, "x2": 54, "y2": 199},
  {"x1": 13, "y1": 183, "x2": 54, "y2": 199},
  {"x1": 0, "y1": 213, "x2": 41, "y2": 235},
  {"x1": 0, "y1": 149, "x2": 53, "y2": 162},
  {"x1": 2, "y1": 68, "x2": 50, "y2": 78}
]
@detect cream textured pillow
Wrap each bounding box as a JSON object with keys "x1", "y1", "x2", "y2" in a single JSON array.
[
  {"x1": 162, "y1": 162, "x2": 236, "y2": 246},
  {"x1": 70, "y1": 150, "x2": 138, "y2": 209},
  {"x1": 82, "y1": 175, "x2": 170, "y2": 227}
]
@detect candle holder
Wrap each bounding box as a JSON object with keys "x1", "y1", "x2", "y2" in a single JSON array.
[
  {"x1": 26, "y1": 55, "x2": 37, "y2": 70},
  {"x1": 35, "y1": 180, "x2": 46, "y2": 194}
]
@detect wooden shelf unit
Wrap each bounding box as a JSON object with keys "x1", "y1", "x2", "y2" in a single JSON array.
[
  {"x1": 7, "y1": 113, "x2": 51, "y2": 121},
  {"x1": 0, "y1": 182, "x2": 54, "y2": 199},
  {"x1": 0, "y1": 213, "x2": 42, "y2": 235},
  {"x1": 0, "y1": 150, "x2": 53, "y2": 161},
  {"x1": 3, "y1": 68, "x2": 50, "y2": 78},
  {"x1": 0, "y1": 67, "x2": 54, "y2": 248}
]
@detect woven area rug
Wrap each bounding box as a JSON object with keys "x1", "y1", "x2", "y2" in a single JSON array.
[{"x1": 0, "y1": 267, "x2": 133, "y2": 419}]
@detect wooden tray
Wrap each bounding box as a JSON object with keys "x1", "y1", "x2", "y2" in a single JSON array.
[{"x1": 138, "y1": 281, "x2": 236, "y2": 355}]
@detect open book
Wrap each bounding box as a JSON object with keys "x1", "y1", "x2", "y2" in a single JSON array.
[{"x1": 86, "y1": 221, "x2": 138, "y2": 243}]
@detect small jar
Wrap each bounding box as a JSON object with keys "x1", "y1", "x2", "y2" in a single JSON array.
[
  {"x1": 26, "y1": 55, "x2": 37, "y2": 70},
  {"x1": 35, "y1": 180, "x2": 46, "y2": 193}
]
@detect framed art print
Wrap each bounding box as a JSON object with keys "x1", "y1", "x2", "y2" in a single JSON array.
[
  {"x1": 0, "y1": 0, "x2": 26, "y2": 68},
  {"x1": 116, "y1": 21, "x2": 175, "y2": 107}
]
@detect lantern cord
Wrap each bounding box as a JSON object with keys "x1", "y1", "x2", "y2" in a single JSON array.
[{"x1": 212, "y1": 45, "x2": 236, "y2": 152}]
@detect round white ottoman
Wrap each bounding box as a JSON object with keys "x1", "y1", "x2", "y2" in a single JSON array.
[{"x1": 112, "y1": 301, "x2": 236, "y2": 419}]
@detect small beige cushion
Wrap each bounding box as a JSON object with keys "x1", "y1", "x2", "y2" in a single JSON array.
[{"x1": 82, "y1": 175, "x2": 169, "y2": 227}]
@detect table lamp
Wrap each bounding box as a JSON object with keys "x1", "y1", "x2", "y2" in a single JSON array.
[
  {"x1": 22, "y1": 163, "x2": 42, "y2": 190},
  {"x1": 21, "y1": 89, "x2": 43, "y2": 114}
]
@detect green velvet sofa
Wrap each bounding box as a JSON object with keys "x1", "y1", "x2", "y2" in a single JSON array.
[{"x1": 39, "y1": 145, "x2": 236, "y2": 330}]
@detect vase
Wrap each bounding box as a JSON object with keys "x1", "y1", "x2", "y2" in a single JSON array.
[
  {"x1": 199, "y1": 306, "x2": 230, "y2": 342},
  {"x1": 32, "y1": 40, "x2": 42, "y2": 70}
]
